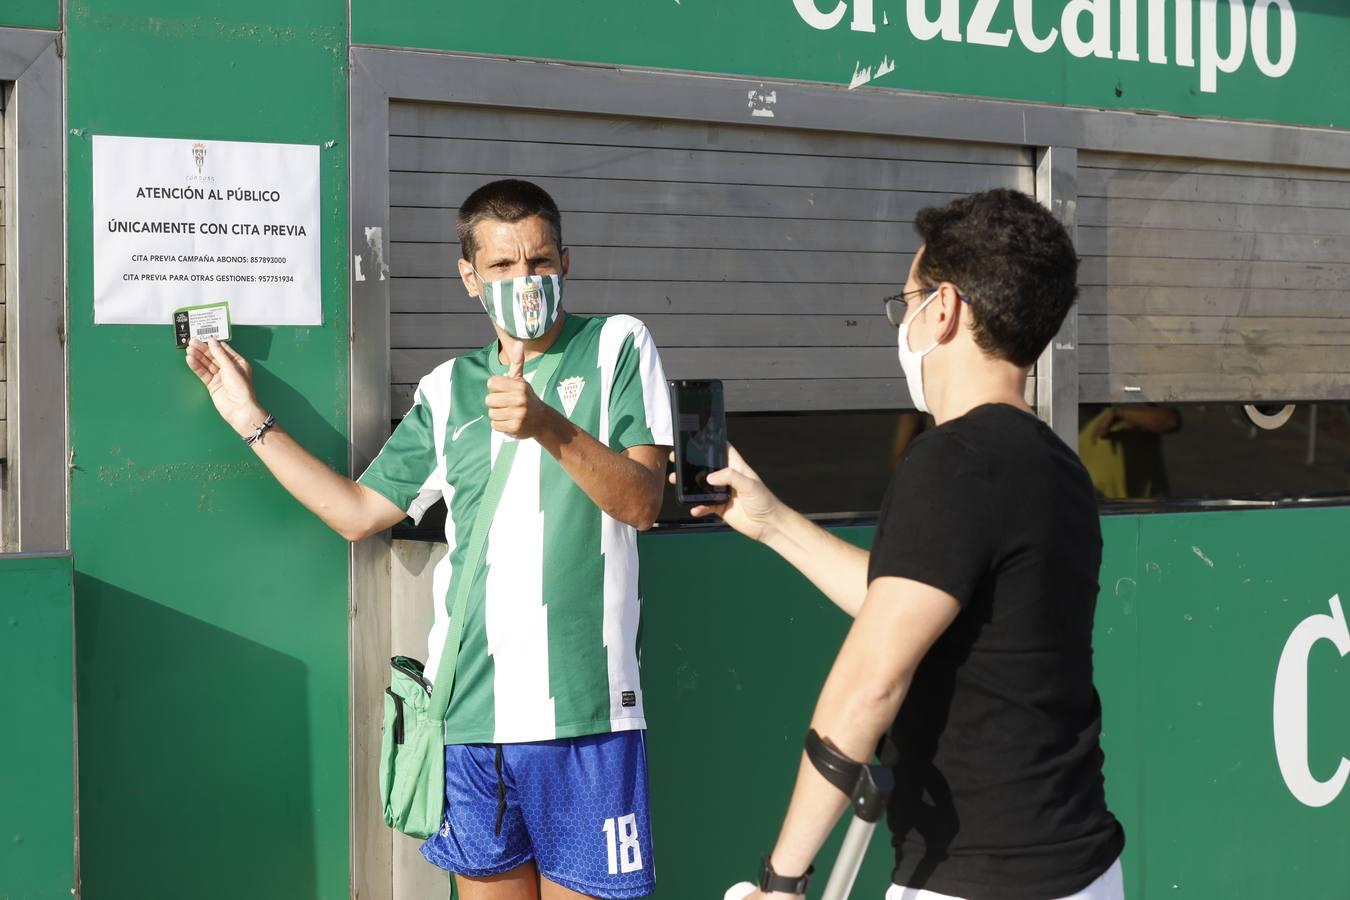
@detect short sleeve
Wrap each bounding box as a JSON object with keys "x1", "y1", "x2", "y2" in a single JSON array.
[
  {"x1": 607, "y1": 321, "x2": 674, "y2": 452},
  {"x1": 357, "y1": 386, "x2": 445, "y2": 524},
  {"x1": 867, "y1": 431, "x2": 994, "y2": 606}
]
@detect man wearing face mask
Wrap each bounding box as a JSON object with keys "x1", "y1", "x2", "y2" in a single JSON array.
[
  {"x1": 708, "y1": 190, "x2": 1125, "y2": 900},
  {"x1": 185, "y1": 179, "x2": 672, "y2": 900}
]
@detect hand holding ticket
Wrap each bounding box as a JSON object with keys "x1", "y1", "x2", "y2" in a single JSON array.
[
  {"x1": 183, "y1": 329, "x2": 269, "y2": 440},
  {"x1": 174, "y1": 301, "x2": 232, "y2": 347}
]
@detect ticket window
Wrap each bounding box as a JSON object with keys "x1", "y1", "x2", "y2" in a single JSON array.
[{"x1": 1077, "y1": 151, "x2": 1350, "y2": 508}]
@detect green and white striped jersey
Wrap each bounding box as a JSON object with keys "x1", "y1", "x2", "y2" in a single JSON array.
[{"x1": 359, "y1": 314, "x2": 674, "y2": 744}]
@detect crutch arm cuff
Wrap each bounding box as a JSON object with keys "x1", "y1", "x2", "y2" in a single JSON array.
[{"x1": 804, "y1": 728, "x2": 895, "y2": 823}]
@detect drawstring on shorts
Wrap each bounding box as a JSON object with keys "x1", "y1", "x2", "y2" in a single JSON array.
[{"x1": 493, "y1": 744, "x2": 507, "y2": 836}]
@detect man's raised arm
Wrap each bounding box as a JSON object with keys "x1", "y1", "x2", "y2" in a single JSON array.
[
  {"x1": 681, "y1": 446, "x2": 872, "y2": 617},
  {"x1": 185, "y1": 338, "x2": 406, "y2": 542}
]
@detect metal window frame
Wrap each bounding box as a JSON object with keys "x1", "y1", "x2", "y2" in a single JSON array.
[
  {"x1": 0, "y1": 27, "x2": 66, "y2": 553},
  {"x1": 1035, "y1": 146, "x2": 1079, "y2": 443},
  {"x1": 348, "y1": 47, "x2": 1350, "y2": 896}
]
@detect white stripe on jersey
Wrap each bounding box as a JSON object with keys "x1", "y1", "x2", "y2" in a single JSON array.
[
  {"x1": 361, "y1": 358, "x2": 456, "y2": 523},
  {"x1": 631, "y1": 323, "x2": 674, "y2": 447},
  {"x1": 598, "y1": 317, "x2": 650, "y2": 730},
  {"x1": 411, "y1": 359, "x2": 455, "y2": 522},
  {"x1": 484, "y1": 371, "x2": 555, "y2": 742},
  {"x1": 424, "y1": 483, "x2": 458, "y2": 686},
  {"x1": 410, "y1": 359, "x2": 456, "y2": 687}
]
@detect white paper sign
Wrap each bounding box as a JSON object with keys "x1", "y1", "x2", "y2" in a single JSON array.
[{"x1": 93, "y1": 135, "x2": 322, "y2": 325}]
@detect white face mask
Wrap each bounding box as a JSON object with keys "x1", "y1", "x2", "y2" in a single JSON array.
[
  {"x1": 897, "y1": 289, "x2": 941, "y2": 413},
  {"x1": 471, "y1": 268, "x2": 564, "y2": 340}
]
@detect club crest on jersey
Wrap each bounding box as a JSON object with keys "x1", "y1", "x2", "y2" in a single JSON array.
[
  {"x1": 516, "y1": 280, "x2": 544, "y2": 334},
  {"x1": 557, "y1": 376, "x2": 586, "y2": 418}
]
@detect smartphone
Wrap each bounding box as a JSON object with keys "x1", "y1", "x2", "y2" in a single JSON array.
[{"x1": 670, "y1": 379, "x2": 730, "y2": 505}]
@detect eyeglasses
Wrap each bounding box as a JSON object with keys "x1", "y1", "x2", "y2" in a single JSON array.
[
  {"x1": 882, "y1": 286, "x2": 968, "y2": 328},
  {"x1": 883, "y1": 287, "x2": 936, "y2": 328}
]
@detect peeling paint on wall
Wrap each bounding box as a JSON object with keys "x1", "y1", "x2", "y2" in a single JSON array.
[
  {"x1": 364, "y1": 225, "x2": 388, "y2": 281},
  {"x1": 848, "y1": 54, "x2": 895, "y2": 90},
  {"x1": 746, "y1": 86, "x2": 777, "y2": 118}
]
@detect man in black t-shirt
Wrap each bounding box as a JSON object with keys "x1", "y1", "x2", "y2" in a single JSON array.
[{"x1": 697, "y1": 190, "x2": 1125, "y2": 900}]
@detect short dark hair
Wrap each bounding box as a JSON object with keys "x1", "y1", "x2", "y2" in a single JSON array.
[
  {"x1": 457, "y1": 179, "x2": 563, "y2": 263},
  {"x1": 913, "y1": 189, "x2": 1078, "y2": 368}
]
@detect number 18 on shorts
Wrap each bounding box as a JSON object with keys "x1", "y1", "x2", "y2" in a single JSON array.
[
  {"x1": 422, "y1": 731, "x2": 657, "y2": 899},
  {"x1": 602, "y1": 813, "x2": 644, "y2": 875}
]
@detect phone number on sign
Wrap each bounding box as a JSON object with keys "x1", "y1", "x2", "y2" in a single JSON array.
[{"x1": 208, "y1": 274, "x2": 296, "y2": 283}]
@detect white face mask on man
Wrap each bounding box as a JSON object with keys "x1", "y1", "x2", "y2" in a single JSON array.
[{"x1": 896, "y1": 289, "x2": 942, "y2": 413}]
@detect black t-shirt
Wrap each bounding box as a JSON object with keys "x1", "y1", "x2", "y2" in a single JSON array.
[{"x1": 868, "y1": 403, "x2": 1125, "y2": 900}]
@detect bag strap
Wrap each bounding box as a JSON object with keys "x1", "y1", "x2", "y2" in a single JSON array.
[{"x1": 428, "y1": 329, "x2": 572, "y2": 724}]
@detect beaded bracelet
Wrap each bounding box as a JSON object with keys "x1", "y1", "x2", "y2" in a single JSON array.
[{"x1": 243, "y1": 414, "x2": 276, "y2": 446}]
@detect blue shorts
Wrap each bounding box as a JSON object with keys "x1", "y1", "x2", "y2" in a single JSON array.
[{"x1": 421, "y1": 730, "x2": 656, "y2": 899}]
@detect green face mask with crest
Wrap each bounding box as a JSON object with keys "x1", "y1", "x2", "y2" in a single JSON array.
[{"x1": 472, "y1": 270, "x2": 564, "y2": 340}]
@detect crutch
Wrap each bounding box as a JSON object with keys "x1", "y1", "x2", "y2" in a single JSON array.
[{"x1": 725, "y1": 730, "x2": 894, "y2": 900}]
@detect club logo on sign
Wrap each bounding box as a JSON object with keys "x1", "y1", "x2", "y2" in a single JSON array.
[
  {"x1": 517, "y1": 281, "x2": 543, "y2": 334},
  {"x1": 557, "y1": 376, "x2": 586, "y2": 418},
  {"x1": 192, "y1": 142, "x2": 207, "y2": 174}
]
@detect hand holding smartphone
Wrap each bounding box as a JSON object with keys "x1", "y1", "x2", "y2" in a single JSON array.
[{"x1": 669, "y1": 379, "x2": 729, "y2": 505}]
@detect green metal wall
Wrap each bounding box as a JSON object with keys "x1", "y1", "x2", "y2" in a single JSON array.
[
  {"x1": 1093, "y1": 507, "x2": 1350, "y2": 897},
  {"x1": 64, "y1": 1, "x2": 351, "y2": 897},
  {"x1": 0, "y1": 1, "x2": 58, "y2": 30},
  {"x1": 638, "y1": 507, "x2": 1350, "y2": 899},
  {"x1": 638, "y1": 527, "x2": 897, "y2": 896},
  {"x1": 0, "y1": 554, "x2": 75, "y2": 900},
  {"x1": 352, "y1": 0, "x2": 1350, "y2": 130}
]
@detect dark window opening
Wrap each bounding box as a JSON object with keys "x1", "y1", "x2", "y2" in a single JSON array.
[
  {"x1": 1078, "y1": 402, "x2": 1350, "y2": 509},
  {"x1": 655, "y1": 410, "x2": 915, "y2": 526},
  {"x1": 390, "y1": 399, "x2": 1350, "y2": 542},
  {"x1": 391, "y1": 409, "x2": 916, "y2": 540}
]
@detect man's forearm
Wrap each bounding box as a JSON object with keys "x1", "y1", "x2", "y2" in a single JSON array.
[
  {"x1": 767, "y1": 591, "x2": 920, "y2": 882},
  {"x1": 766, "y1": 714, "x2": 900, "y2": 885},
  {"x1": 535, "y1": 410, "x2": 663, "y2": 530},
  {"x1": 765, "y1": 660, "x2": 906, "y2": 883},
  {"x1": 761, "y1": 507, "x2": 871, "y2": 617},
  {"x1": 233, "y1": 405, "x2": 395, "y2": 541},
  {"x1": 1113, "y1": 405, "x2": 1181, "y2": 434}
]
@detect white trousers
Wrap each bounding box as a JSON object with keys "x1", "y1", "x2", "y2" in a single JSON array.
[{"x1": 885, "y1": 857, "x2": 1124, "y2": 900}]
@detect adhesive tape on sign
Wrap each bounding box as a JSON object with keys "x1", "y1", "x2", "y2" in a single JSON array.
[
  {"x1": 1244, "y1": 404, "x2": 1297, "y2": 430},
  {"x1": 724, "y1": 882, "x2": 757, "y2": 900}
]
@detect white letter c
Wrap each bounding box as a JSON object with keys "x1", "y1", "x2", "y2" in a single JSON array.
[{"x1": 1273, "y1": 595, "x2": 1350, "y2": 808}]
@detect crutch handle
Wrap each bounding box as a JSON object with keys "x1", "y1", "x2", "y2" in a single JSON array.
[{"x1": 724, "y1": 881, "x2": 757, "y2": 900}]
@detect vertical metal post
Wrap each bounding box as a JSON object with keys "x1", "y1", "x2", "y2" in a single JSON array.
[
  {"x1": 2, "y1": 37, "x2": 66, "y2": 552},
  {"x1": 2, "y1": 81, "x2": 13, "y2": 551},
  {"x1": 1034, "y1": 147, "x2": 1080, "y2": 447},
  {"x1": 1306, "y1": 404, "x2": 1318, "y2": 466},
  {"x1": 349, "y1": 50, "x2": 395, "y2": 900}
]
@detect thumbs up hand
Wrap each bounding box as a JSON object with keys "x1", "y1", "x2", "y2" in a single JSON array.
[{"x1": 486, "y1": 339, "x2": 554, "y2": 440}]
